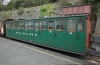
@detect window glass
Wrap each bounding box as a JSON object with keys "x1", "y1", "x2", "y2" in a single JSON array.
[
  {"x1": 14, "y1": 23, "x2": 17, "y2": 29},
  {"x1": 29, "y1": 21, "x2": 34, "y2": 29},
  {"x1": 18, "y1": 23, "x2": 20, "y2": 29},
  {"x1": 35, "y1": 22, "x2": 39, "y2": 30},
  {"x1": 20, "y1": 22, "x2": 24, "y2": 29},
  {"x1": 25, "y1": 22, "x2": 28, "y2": 30},
  {"x1": 15, "y1": 23, "x2": 17, "y2": 29},
  {"x1": 56, "y1": 19, "x2": 65, "y2": 31},
  {"x1": 48, "y1": 21, "x2": 54, "y2": 30},
  {"x1": 40, "y1": 20, "x2": 46, "y2": 30},
  {"x1": 67, "y1": 20, "x2": 76, "y2": 32},
  {"x1": 9, "y1": 23, "x2": 11, "y2": 28},
  {"x1": 78, "y1": 18, "x2": 84, "y2": 32},
  {"x1": 12, "y1": 23, "x2": 14, "y2": 29},
  {"x1": 6, "y1": 23, "x2": 8, "y2": 28}
]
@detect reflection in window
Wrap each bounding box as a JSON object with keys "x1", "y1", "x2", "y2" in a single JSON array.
[
  {"x1": 29, "y1": 21, "x2": 34, "y2": 29},
  {"x1": 6, "y1": 23, "x2": 9, "y2": 28},
  {"x1": 48, "y1": 21, "x2": 54, "y2": 30},
  {"x1": 14, "y1": 23, "x2": 17, "y2": 29},
  {"x1": 78, "y1": 18, "x2": 84, "y2": 32},
  {"x1": 67, "y1": 20, "x2": 76, "y2": 32},
  {"x1": 20, "y1": 22, "x2": 24, "y2": 29},
  {"x1": 56, "y1": 19, "x2": 65, "y2": 31},
  {"x1": 40, "y1": 21, "x2": 46, "y2": 30},
  {"x1": 35, "y1": 22, "x2": 39, "y2": 30},
  {"x1": 25, "y1": 22, "x2": 28, "y2": 29},
  {"x1": 12, "y1": 23, "x2": 14, "y2": 29},
  {"x1": 17, "y1": 23, "x2": 20, "y2": 29}
]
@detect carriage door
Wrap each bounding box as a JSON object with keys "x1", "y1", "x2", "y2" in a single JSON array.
[
  {"x1": 39, "y1": 20, "x2": 47, "y2": 45},
  {"x1": 66, "y1": 19, "x2": 77, "y2": 52},
  {"x1": 76, "y1": 18, "x2": 86, "y2": 54},
  {"x1": 47, "y1": 20, "x2": 55, "y2": 47},
  {"x1": 28, "y1": 20, "x2": 34, "y2": 42},
  {"x1": 34, "y1": 21, "x2": 40, "y2": 43},
  {"x1": 54, "y1": 19, "x2": 66, "y2": 49}
]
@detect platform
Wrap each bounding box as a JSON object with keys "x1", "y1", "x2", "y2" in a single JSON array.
[{"x1": 0, "y1": 37, "x2": 94, "y2": 65}]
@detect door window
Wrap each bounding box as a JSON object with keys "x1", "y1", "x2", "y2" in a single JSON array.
[
  {"x1": 78, "y1": 18, "x2": 84, "y2": 32},
  {"x1": 20, "y1": 22, "x2": 24, "y2": 29},
  {"x1": 67, "y1": 20, "x2": 76, "y2": 32},
  {"x1": 29, "y1": 21, "x2": 34, "y2": 29},
  {"x1": 35, "y1": 22, "x2": 39, "y2": 30},
  {"x1": 40, "y1": 20, "x2": 46, "y2": 30},
  {"x1": 6, "y1": 23, "x2": 9, "y2": 28},
  {"x1": 25, "y1": 22, "x2": 28, "y2": 30},
  {"x1": 14, "y1": 23, "x2": 17, "y2": 29},
  {"x1": 48, "y1": 21, "x2": 54, "y2": 30},
  {"x1": 56, "y1": 19, "x2": 65, "y2": 31}
]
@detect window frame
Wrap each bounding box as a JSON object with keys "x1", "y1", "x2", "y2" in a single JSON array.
[
  {"x1": 67, "y1": 19, "x2": 76, "y2": 32},
  {"x1": 40, "y1": 20, "x2": 46, "y2": 30},
  {"x1": 48, "y1": 20, "x2": 54, "y2": 30},
  {"x1": 25, "y1": 22, "x2": 29, "y2": 30},
  {"x1": 78, "y1": 18, "x2": 84, "y2": 32},
  {"x1": 55, "y1": 19, "x2": 65, "y2": 31},
  {"x1": 34, "y1": 22, "x2": 39, "y2": 30},
  {"x1": 20, "y1": 22, "x2": 25, "y2": 29}
]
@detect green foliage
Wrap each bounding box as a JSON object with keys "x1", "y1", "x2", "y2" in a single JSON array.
[
  {"x1": 17, "y1": 7, "x2": 24, "y2": 15},
  {"x1": 39, "y1": 4, "x2": 54, "y2": 17},
  {"x1": 65, "y1": 2, "x2": 72, "y2": 6},
  {"x1": 14, "y1": 0, "x2": 23, "y2": 9},
  {"x1": 58, "y1": 0, "x2": 72, "y2": 7},
  {"x1": 27, "y1": 10, "x2": 31, "y2": 13},
  {"x1": 4, "y1": 1, "x2": 14, "y2": 10},
  {"x1": 33, "y1": 10, "x2": 35, "y2": 12}
]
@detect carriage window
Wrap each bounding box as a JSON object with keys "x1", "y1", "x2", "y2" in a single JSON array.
[
  {"x1": 25, "y1": 22, "x2": 28, "y2": 30},
  {"x1": 40, "y1": 20, "x2": 46, "y2": 30},
  {"x1": 14, "y1": 23, "x2": 17, "y2": 29},
  {"x1": 67, "y1": 20, "x2": 76, "y2": 32},
  {"x1": 6, "y1": 23, "x2": 9, "y2": 28},
  {"x1": 78, "y1": 18, "x2": 84, "y2": 32},
  {"x1": 29, "y1": 21, "x2": 34, "y2": 29},
  {"x1": 12, "y1": 23, "x2": 14, "y2": 29},
  {"x1": 15, "y1": 23, "x2": 17, "y2": 29},
  {"x1": 18, "y1": 23, "x2": 20, "y2": 29},
  {"x1": 9, "y1": 23, "x2": 11, "y2": 28},
  {"x1": 48, "y1": 21, "x2": 54, "y2": 30},
  {"x1": 35, "y1": 22, "x2": 39, "y2": 30},
  {"x1": 20, "y1": 22, "x2": 24, "y2": 29},
  {"x1": 56, "y1": 19, "x2": 65, "y2": 31}
]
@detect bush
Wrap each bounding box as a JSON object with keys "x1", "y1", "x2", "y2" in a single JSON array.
[
  {"x1": 17, "y1": 7, "x2": 24, "y2": 15},
  {"x1": 27, "y1": 10, "x2": 30, "y2": 13}
]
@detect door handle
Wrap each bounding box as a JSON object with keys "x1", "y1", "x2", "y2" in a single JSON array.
[
  {"x1": 53, "y1": 33, "x2": 56, "y2": 37},
  {"x1": 75, "y1": 34, "x2": 79, "y2": 39},
  {"x1": 38, "y1": 32, "x2": 40, "y2": 35}
]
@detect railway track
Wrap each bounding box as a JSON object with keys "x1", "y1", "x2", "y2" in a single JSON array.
[{"x1": 86, "y1": 53, "x2": 100, "y2": 62}]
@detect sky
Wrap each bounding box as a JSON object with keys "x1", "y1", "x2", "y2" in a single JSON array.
[{"x1": 3, "y1": 0, "x2": 11, "y2": 5}]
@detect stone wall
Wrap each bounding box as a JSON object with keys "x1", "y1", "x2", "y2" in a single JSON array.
[
  {"x1": 95, "y1": 13, "x2": 100, "y2": 33},
  {"x1": 0, "y1": 3, "x2": 62, "y2": 20}
]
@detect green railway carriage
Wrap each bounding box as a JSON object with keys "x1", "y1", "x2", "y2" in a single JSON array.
[{"x1": 5, "y1": 14, "x2": 92, "y2": 55}]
